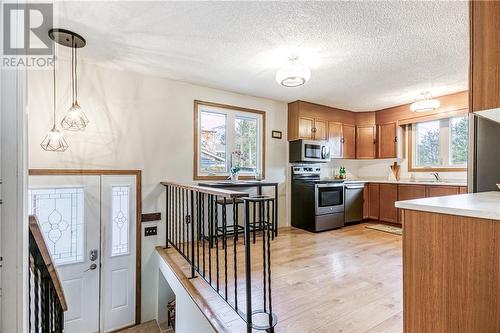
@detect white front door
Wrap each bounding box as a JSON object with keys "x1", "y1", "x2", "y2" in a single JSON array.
[
  {"x1": 29, "y1": 176, "x2": 101, "y2": 333},
  {"x1": 100, "y1": 175, "x2": 136, "y2": 332},
  {"x1": 29, "y1": 174, "x2": 137, "y2": 333}
]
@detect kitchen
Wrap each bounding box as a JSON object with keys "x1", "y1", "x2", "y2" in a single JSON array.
[{"x1": 287, "y1": 92, "x2": 468, "y2": 233}]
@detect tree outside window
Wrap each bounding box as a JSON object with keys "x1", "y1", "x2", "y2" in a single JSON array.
[{"x1": 412, "y1": 115, "x2": 467, "y2": 170}]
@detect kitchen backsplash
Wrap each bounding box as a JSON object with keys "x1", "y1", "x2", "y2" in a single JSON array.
[{"x1": 326, "y1": 158, "x2": 467, "y2": 182}]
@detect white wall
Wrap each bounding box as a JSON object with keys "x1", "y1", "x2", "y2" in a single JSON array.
[{"x1": 26, "y1": 62, "x2": 288, "y2": 322}]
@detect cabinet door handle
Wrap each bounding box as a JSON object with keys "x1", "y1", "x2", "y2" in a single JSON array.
[
  {"x1": 312, "y1": 127, "x2": 317, "y2": 133},
  {"x1": 341, "y1": 138, "x2": 345, "y2": 144},
  {"x1": 394, "y1": 136, "x2": 398, "y2": 143}
]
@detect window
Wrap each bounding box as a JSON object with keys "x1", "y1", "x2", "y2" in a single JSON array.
[
  {"x1": 410, "y1": 115, "x2": 468, "y2": 171},
  {"x1": 195, "y1": 101, "x2": 265, "y2": 179}
]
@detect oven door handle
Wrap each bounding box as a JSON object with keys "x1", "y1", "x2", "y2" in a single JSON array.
[{"x1": 317, "y1": 183, "x2": 344, "y2": 188}]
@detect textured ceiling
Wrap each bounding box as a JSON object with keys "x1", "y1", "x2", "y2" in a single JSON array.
[{"x1": 53, "y1": 1, "x2": 469, "y2": 111}]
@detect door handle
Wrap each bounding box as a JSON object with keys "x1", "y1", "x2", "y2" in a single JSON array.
[
  {"x1": 85, "y1": 263, "x2": 97, "y2": 272},
  {"x1": 89, "y1": 249, "x2": 98, "y2": 261}
]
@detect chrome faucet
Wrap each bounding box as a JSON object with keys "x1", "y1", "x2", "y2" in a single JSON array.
[{"x1": 431, "y1": 172, "x2": 441, "y2": 182}]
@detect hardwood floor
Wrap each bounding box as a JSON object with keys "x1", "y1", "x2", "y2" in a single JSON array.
[
  {"x1": 157, "y1": 223, "x2": 403, "y2": 333},
  {"x1": 114, "y1": 320, "x2": 162, "y2": 333}
]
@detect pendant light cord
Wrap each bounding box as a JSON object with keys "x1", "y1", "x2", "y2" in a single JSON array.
[
  {"x1": 53, "y1": 42, "x2": 57, "y2": 129},
  {"x1": 71, "y1": 35, "x2": 75, "y2": 104},
  {"x1": 75, "y1": 42, "x2": 78, "y2": 102}
]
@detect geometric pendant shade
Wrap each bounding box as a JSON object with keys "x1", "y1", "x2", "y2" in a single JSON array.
[{"x1": 40, "y1": 126, "x2": 69, "y2": 152}]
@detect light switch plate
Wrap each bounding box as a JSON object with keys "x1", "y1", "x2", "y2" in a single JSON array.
[{"x1": 144, "y1": 226, "x2": 157, "y2": 237}]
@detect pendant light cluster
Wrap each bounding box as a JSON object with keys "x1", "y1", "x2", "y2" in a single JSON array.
[{"x1": 41, "y1": 29, "x2": 88, "y2": 152}]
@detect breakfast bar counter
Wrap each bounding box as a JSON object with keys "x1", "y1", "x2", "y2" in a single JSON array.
[
  {"x1": 197, "y1": 180, "x2": 279, "y2": 236},
  {"x1": 396, "y1": 191, "x2": 500, "y2": 332}
]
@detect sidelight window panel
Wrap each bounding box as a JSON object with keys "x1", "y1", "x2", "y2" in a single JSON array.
[{"x1": 111, "y1": 186, "x2": 130, "y2": 257}]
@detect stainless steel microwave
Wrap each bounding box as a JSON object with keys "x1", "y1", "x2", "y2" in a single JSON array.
[{"x1": 289, "y1": 139, "x2": 331, "y2": 163}]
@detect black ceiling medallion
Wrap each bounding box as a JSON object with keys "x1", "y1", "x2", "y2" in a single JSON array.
[{"x1": 49, "y1": 28, "x2": 86, "y2": 48}]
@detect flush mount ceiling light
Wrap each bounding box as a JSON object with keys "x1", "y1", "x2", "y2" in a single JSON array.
[
  {"x1": 49, "y1": 28, "x2": 90, "y2": 130},
  {"x1": 410, "y1": 91, "x2": 441, "y2": 112},
  {"x1": 41, "y1": 50, "x2": 69, "y2": 152},
  {"x1": 275, "y1": 56, "x2": 311, "y2": 87}
]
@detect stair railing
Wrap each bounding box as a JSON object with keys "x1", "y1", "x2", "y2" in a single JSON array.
[
  {"x1": 29, "y1": 215, "x2": 67, "y2": 333},
  {"x1": 161, "y1": 181, "x2": 277, "y2": 332}
]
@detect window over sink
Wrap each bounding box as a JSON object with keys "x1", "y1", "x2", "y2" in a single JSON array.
[
  {"x1": 194, "y1": 100, "x2": 265, "y2": 180},
  {"x1": 409, "y1": 115, "x2": 468, "y2": 171}
]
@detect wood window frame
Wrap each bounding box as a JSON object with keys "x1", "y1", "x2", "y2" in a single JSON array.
[
  {"x1": 28, "y1": 168, "x2": 143, "y2": 325},
  {"x1": 193, "y1": 100, "x2": 266, "y2": 180},
  {"x1": 407, "y1": 119, "x2": 467, "y2": 172}
]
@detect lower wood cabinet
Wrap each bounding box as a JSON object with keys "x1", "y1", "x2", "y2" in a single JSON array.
[
  {"x1": 364, "y1": 183, "x2": 466, "y2": 225},
  {"x1": 368, "y1": 183, "x2": 380, "y2": 220},
  {"x1": 379, "y1": 184, "x2": 398, "y2": 223},
  {"x1": 363, "y1": 184, "x2": 369, "y2": 219},
  {"x1": 397, "y1": 185, "x2": 426, "y2": 224},
  {"x1": 426, "y1": 185, "x2": 460, "y2": 198}
]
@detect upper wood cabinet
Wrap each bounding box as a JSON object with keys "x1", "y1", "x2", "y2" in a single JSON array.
[
  {"x1": 356, "y1": 125, "x2": 376, "y2": 159},
  {"x1": 470, "y1": 1, "x2": 500, "y2": 113},
  {"x1": 342, "y1": 124, "x2": 356, "y2": 159},
  {"x1": 379, "y1": 184, "x2": 398, "y2": 224},
  {"x1": 377, "y1": 122, "x2": 397, "y2": 158},
  {"x1": 328, "y1": 122, "x2": 343, "y2": 158},
  {"x1": 298, "y1": 117, "x2": 314, "y2": 139},
  {"x1": 294, "y1": 117, "x2": 328, "y2": 141},
  {"x1": 314, "y1": 119, "x2": 328, "y2": 141},
  {"x1": 288, "y1": 101, "x2": 356, "y2": 142}
]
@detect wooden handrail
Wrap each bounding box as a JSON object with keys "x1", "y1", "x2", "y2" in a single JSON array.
[
  {"x1": 29, "y1": 215, "x2": 68, "y2": 311},
  {"x1": 160, "y1": 181, "x2": 248, "y2": 198}
]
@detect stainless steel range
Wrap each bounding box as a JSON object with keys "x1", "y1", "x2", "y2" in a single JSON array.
[{"x1": 291, "y1": 165, "x2": 345, "y2": 232}]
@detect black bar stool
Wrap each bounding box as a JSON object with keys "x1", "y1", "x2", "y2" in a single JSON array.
[
  {"x1": 215, "y1": 197, "x2": 245, "y2": 247},
  {"x1": 244, "y1": 195, "x2": 275, "y2": 244}
]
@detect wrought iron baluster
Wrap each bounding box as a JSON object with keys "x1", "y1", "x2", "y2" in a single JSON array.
[
  {"x1": 215, "y1": 196, "x2": 220, "y2": 293},
  {"x1": 196, "y1": 191, "x2": 200, "y2": 272},
  {"x1": 223, "y1": 197, "x2": 228, "y2": 301},
  {"x1": 202, "y1": 193, "x2": 206, "y2": 279},
  {"x1": 208, "y1": 194, "x2": 213, "y2": 284},
  {"x1": 190, "y1": 189, "x2": 196, "y2": 278},
  {"x1": 165, "y1": 185, "x2": 170, "y2": 248},
  {"x1": 262, "y1": 199, "x2": 267, "y2": 312},
  {"x1": 233, "y1": 198, "x2": 239, "y2": 311},
  {"x1": 267, "y1": 199, "x2": 273, "y2": 327},
  {"x1": 244, "y1": 199, "x2": 252, "y2": 330}
]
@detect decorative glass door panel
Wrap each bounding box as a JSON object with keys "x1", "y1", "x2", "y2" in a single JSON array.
[{"x1": 29, "y1": 187, "x2": 85, "y2": 265}]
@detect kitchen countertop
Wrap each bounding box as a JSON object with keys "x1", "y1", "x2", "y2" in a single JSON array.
[
  {"x1": 197, "y1": 180, "x2": 278, "y2": 187},
  {"x1": 395, "y1": 191, "x2": 500, "y2": 221},
  {"x1": 343, "y1": 179, "x2": 467, "y2": 186}
]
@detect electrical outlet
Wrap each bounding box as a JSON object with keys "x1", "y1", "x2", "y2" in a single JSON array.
[{"x1": 144, "y1": 226, "x2": 157, "y2": 237}]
